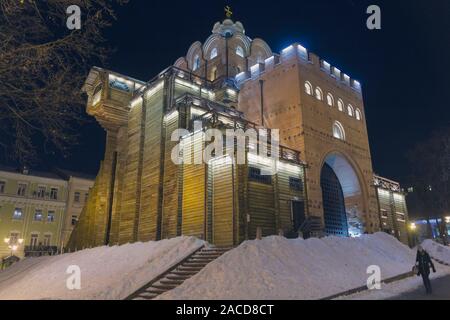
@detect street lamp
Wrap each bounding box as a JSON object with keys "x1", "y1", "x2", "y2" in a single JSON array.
[
  {"x1": 410, "y1": 223, "x2": 417, "y2": 231},
  {"x1": 4, "y1": 237, "x2": 24, "y2": 257}
]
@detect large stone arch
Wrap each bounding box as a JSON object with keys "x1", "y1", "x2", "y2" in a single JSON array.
[{"x1": 319, "y1": 150, "x2": 368, "y2": 237}]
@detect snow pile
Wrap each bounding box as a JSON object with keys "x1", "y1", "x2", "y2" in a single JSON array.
[
  {"x1": 158, "y1": 232, "x2": 415, "y2": 300},
  {"x1": 0, "y1": 236, "x2": 203, "y2": 300},
  {"x1": 422, "y1": 240, "x2": 450, "y2": 265}
]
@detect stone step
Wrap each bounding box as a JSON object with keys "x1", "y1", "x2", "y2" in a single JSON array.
[
  {"x1": 189, "y1": 256, "x2": 218, "y2": 261},
  {"x1": 183, "y1": 262, "x2": 209, "y2": 268},
  {"x1": 166, "y1": 273, "x2": 191, "y2": 280},
  {"x1": 153, "y1": 283, "x2": 178, "y2": 290},
  {"x1": 170, "y1": 271, "x2": 197, "y2": 277},
  {"x1": 160, "y1": 278, "x2": 184, "y2": 286},
  {"x1": 138, "y1": 291, "x2": 159, "y2": 299},
  {"x1": 144, "y1": 287, "x2": 167, "y2": 295},
  {"x1": 178, "y1": 265, "x2": 204, "y2": 271}
]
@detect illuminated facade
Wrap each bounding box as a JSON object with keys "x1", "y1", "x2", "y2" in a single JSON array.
[{"x1": 68, "y1": 19, "x2": 409, "y2": 249}]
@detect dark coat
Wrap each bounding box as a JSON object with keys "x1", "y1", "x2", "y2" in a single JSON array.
[{"x1": 416, "y1": 250, "x2": 436, "y2": 276}]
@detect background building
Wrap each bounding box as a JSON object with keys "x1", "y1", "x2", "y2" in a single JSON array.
[
  {"x1": 0, "y1": 166, "x2": 93, "y2": 259},
  {"x1": 68, "y1": 19, "x2": 410, "y2": 250}
]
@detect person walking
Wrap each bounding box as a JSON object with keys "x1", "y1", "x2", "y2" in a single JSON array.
[{"x1": 415, "y1": 245, "x2": 436, "y2": 294}]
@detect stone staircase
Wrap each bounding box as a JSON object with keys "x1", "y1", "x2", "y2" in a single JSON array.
[{"x1": 128, "y1": 246, "x2": 230, "y2": 300}]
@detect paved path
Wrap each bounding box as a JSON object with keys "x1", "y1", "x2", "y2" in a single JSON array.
[{"x1": 390, "y1": 275, "x2": 450, "y2": 300}]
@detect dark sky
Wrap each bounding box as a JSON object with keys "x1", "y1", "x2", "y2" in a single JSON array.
[{"x1": 63, "y1": 0, "x2": 450, "y2": 185}]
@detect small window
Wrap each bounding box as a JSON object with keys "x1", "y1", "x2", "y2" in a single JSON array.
[
  {"x1": 34, "y1": 210, "x2": 43, "y2": 221},
  {"x1": 381, "y1": 209, "x2": 388, "y2": 218},
  {"x1": 50, "y1": 187, "x2": 58, "y2": 200},
  {"x1": 248, "y1": 167, "x2": 272, "y2": 185},
  {"x1": 332, "y1": 121, "x2": 346, "y2": 141},
  {"x1": 326, "y1": 93, "x2": 334, "y2": 107},
  {"x1": 30, "y1": 234, "x2": 39, "y2": 247},
  {"x1": 355, "y1": 108, "x2": 362, "y2": 121},
  {"x1": 0, "y1": 181, "x2": 5, "y2": 193},
  {"x1": 17, "y1": 183, "x2": 26, "y2": 196},
  {"x1": 337, "y1": 99, "x2": 344, "y2": 112},
  {"x1": 43, "y1": 234, "x2": 51, "y2": 246},
  {"x1": 304, "y1": 81, "x2": 313, "y2": 95},
  {"x1": 193, "y1": 55, "x2": 200, "y2": 71},
  {"x1": 47, "y1": 211, "x2": 55, "y2": 223},
  {"x1": 315, "y1": 87, "x2": 323, "y2": 101},
  {"x1": 347, "y1": 104, "x2": 354, "y2": 117},
  {"x1": 37, "y1": 186, "x2": 46, "y2": 198},
  {"x1": 71, "y1": 215, "x2": 78, "y2": 226},
  {"x1": 289, "y1": 177, "x2": 303, "y2": 192},
  {"x1": 236, "y1": 46, "x2": 244, "y2": 58},
  {"x1": 74, "y1": 192, "x2": 80, "y2": 203},
  {"x1": 12, "y1": 208, "x2": 23, "y2": 220},
  {"x1": 84, "y1": 193, "x2": 89, "y2": 202},
  {"x1": 210, "y1": 48, "x2": 218, "y2": 60}
]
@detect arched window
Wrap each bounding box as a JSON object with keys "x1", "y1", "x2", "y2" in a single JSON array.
[
  {"x1": 236, "y1": 46, "x2": 244, "y2": 58},
  {"x1": 210, "y1": 48, "x2": 218, "y2": 60},
  {"x1": 193, "y1": 55, "x2": 200, "y2": 71},
  {"x1": 333, "y1": 121, "x2": 345, "y2": 141},
  {"x1": 355, "y1": 108, "x2": 362, "y2": 121},
  {"x1": 347, "y1": 104, "x2": 354, "y2": 117},
  {"x1": 315, "y1": 87, "x2": 323, "y2": 101},
  {"x1": 304, "y1": 81, "x2": 313, "y2": 95},
  {"x1": 337, "y1": 99, "x2": 344, "y2": 112},
  {"x1": 326, "y1": 93, "x2": 334, "y2": 107}
]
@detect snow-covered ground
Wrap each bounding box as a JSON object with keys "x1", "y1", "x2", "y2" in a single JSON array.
[
  {"x1": 2, "y1": 232, "x2": 447, "y2": 300},
  {"x1": 422, "y1": 239, "x2": 450, "y2": 265},
  {"x1": 0, "y1": 236, "x2": 203, "y2": 300},
  {"x1": 158, "y1": 232, "x2": 417, "y2": 300},
  {"x1": 341, "y1": 241, "x2": 450, "y2": 300}
]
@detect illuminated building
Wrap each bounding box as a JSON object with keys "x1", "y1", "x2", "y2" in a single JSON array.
[{"x1": 68, "y1": 19, "x2": 409, "y2": 249}]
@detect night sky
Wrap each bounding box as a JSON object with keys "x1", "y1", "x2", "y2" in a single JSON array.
[{"x1": 63, "y1": 0, "x2": 450, "y2": 185}]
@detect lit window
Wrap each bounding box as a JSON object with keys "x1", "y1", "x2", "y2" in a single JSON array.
[
  {"x1": 337, "y1": 99, "x2": 344, "y2": 112},
  {"x1": 50, "y1": 187, "x2": 58, "y2": 200},
  {"x1": 193, "y1": 55, "x2": 200, "y2": 71},
  {"x1": 47, "y1": 211, "x2": 55, "y2": 223},
  {"x1": 34, "y1": 210, "x2": 43, "y2": 221},
  {"x1": 30, "y1": 233, "x2": 38, "y2": 247},
  {"x1": 17, "y1": 183, "x2": 26, "y2": 196},
  {"x1": 12, "y1": 208, "x2": 23, "y2": 220},
  {"x1": 37, "y1": 186, "x2": 46, "y2": 198},
  {"x1": 315, "y1": 87, "x2": 323, "y2": 101},
  {"x1": 326, "y1": 93, "x2": 334, "y2": 107},
  {"x1": 236, "y1": 46, "x2": 244, "y2": 58},
  {"x1": 74, "y1": 192, "x2": 80, "y2": 203},
  {"x1": 43, "y1": 234, "x2": 51, "y2": 246},
  {"x1": 210, "y1": 48, "x2": 218, "y2": 60},
  {"x1": 332, "y1": 121, "x2": 346, "y2": 141},
  {"x1": 355, "y1": 108, "x2": 362, "y2": 121},
  {"x1": 304, "y1": 81, "x2": 313, "y2": 95},
  {"x1": 347, "y1": 104, "x2": 354, "y2": 117}
]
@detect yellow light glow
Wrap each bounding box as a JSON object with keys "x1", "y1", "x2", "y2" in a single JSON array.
[
  {"x1": 410, "y1": 223, "x2": 417, "y2": 230},
  {"x1": 18, "y1": 239, "x2": 24, "y2": 244},
  {"x1": 4, "y1": 238, "x2": 10, "y2": 244}
]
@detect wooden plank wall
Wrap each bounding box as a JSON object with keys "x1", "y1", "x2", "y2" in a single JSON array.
[
  {"x1": 161, "y1": 111, "x2": 181, "y2": 239},
  {"x1": 181, "y1": 131, "x2": 206, "y2": 239},
  {"x1": 276, "y1": 163, "x2": 306, "y2": 233},
  {"x1": 137, "y1": 87, "x2": 165, "y2": 242},
  {"x1": 210, "y1": 156, "x2": 235, "y2": 247},
  {"x1": 117, "y1": 99, "x2": 143, "y2": 243}
]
